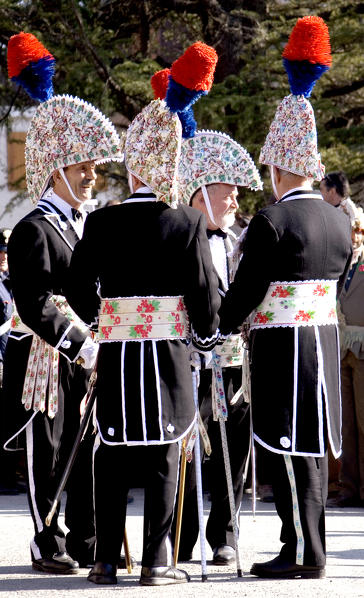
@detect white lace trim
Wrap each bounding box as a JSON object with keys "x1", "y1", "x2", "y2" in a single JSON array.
[
  {"x1": 191, "y1": 325, "x2": 220, "y2": 345},
  {"x1": 101, "y1": 294, "x2": 183, "y2": 300}
]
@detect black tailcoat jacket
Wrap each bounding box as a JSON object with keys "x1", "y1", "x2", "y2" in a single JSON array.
[
  {"x1": 219, "y1": 190, "x2": 352, "y2": 457},
  {"x1": 66, "y1": 193, "x2": 220, "y2": 446},
  {"x1": 3, "y1": 203, "x2": 90, "y2": 447}
]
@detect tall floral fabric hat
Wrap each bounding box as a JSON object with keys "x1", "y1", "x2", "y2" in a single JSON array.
[
  {"x1": 259, "y1": 16, "x2": 332, "y2": 181},
  {"x1": 8, "y1": 32, "x2": 124, "y2": 204},
  {"x1": 151, "y1": 52, "x2": 262, "y2": 205},
  {"x1": 25, "y1": 95, "x2": 123, "y2": 204},
  {"x1": 125, "y1": 99, "x2": 182, "y2": 208},
  {"x1": 125, "y1": 42, "x2": 218, "y2": 208},
  {"x1": 178, "y1": 130, "x2": 263, "y2": 205}
]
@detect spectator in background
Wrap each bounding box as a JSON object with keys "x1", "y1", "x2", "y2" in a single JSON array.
[
  {"x1": 328, "y1": 201, "x2": 364, "y2": 508},
  {"x1": 320, "y1": 172, "x2": 350, "y2": 207},
  {"x1": 0, "y1": 229, "x2": 12, "y2": 363},
  {"x1": 0, "y1": 228, "x2": 19, "y2": 496}
]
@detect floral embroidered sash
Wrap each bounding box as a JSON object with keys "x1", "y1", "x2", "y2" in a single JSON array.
[
  {"x1": 208, "y1": 334, "x2": 244, "y2": 368},
  {"x1": 11, "y1": 295, "x2": 88, "y2": 418},
  {"x1": 98, "y1": 296, "x2": 189, "y2": 341},
  {"x1": 251, "y1": 280, "x2": 338, "y2": 329}
]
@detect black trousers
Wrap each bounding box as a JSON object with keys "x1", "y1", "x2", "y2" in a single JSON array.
[
  {"x1": 93, "y1": 440, "x2": 180, "y2": 567},
  {"x1": 173, "y1": 367, "x2": 250, "y2": 554},
  {"x1": 268, "y1": 447, "x2": 328, "y2": 567},
  {"x1": 24, "y1": 360, "x2": 95, "y2": 563}
]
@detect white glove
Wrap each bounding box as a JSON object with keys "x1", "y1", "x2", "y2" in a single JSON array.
[{"x1": 77, "y1": 337, "x2": 99, "y2": 369}]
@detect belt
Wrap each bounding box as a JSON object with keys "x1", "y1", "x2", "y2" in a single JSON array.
[
  {"x1": 251, "y1": 280, "x2": 338, "y2": 329},
  {"x1": 98, "y1": 296, "x2": 189, "y2": 341}
]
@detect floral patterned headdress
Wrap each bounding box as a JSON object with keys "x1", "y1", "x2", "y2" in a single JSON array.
[
  {"x1": 259, "y1": 16, "x2": 332, "y2": 181},
  {"x1": 126, "y1": 42, "x2": 218, "y2": 208},
  {"x1": 178, "y1": 130, "x2": 263, "y2": 205},
  {"x1": 8, "y1": 32, "x2": 124, "y2": 204},
  {"x1": 151, "y1": 57, "x2": 262, "y2": 206}
]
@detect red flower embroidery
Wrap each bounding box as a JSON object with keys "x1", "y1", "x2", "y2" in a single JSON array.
[
  {"x1": 174, "y1": 323, "x2": 184, "y2": 335},
  {"x1": 294, "y1": 310, "x2": 314, "y2": 322},
  {"x1": 254, "y1": 311, "x2": 274, "y2": 324},
  {"x1": 272, "y1": 285, "x2": 290, "y2": 298},
  {"x1": 313, "y1": 284, "x2": 328, "y2": 296},
  {"x1": 176, "y1": 298, "x2": 185, "y2": 311},
  {"x1": 102, "y1": 301, "x2": 114, "y2": 314},
  {"x1": 101, "y1": 326, "x2": 112, "y2": 339},
  {"x1": 137, "y1": 299, "x2": 157, "y2": 314}
]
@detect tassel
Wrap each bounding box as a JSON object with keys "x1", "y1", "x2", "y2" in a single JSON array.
[
  {"x1": 8, "y1": 31, "x2": 55, "y2": 102},
  {"x1": 282, "y1": 16, "x2": 331, "y2": 98}
]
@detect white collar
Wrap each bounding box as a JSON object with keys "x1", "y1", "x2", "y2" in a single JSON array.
[
  {"x1": 280, "y1": 186, "x2": 321, "y2": 203},
  {"x1": 40, "y1": 189, "x2": 87, "y2": 220},
  {"x1": 134, "y1": 185, "x2": 153, "y2": 194}
]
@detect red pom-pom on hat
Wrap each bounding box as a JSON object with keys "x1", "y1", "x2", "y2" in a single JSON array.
[
  {"x1": 170, "y1": 42, "x2": 218, "y2": 91},
  {"x1": 151, "y1": 68, "x2": 170, "y2": 100},
  {"x1": 282, "y1": 16, "x2": 332, "y2": 66},
  {"x1": 8, "y1": 31, "x2": 54, "y2": 78}
]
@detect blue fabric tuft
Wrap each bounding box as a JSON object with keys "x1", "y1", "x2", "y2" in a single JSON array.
[
  {"x1": 178, "y1": 108, "x2": 197, "y2": 138},
  {"x1": 12, "y1": 56, "x2": 55, "y2": 102},
  {"x1": 165, "y1": 77, "x2": 207, "y2": 112},
  {"x1": 283, "y1": 59, "x2": 330, "y2": 98}
]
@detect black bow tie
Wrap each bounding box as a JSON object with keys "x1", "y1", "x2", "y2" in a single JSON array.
[
  {"x1": 207, "y1": 228, "x2": 227, "y2": 239},
  {"x1": 71, "y1": 208, "x2": 84, "y2": 221}
]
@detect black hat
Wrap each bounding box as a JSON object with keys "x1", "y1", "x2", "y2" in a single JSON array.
[{"x1": 0, "y1": 229, "x2": 11, "y2": 252}]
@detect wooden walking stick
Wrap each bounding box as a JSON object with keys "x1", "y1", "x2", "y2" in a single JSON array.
[
  {"x1": 173, "y1": 438, "x2": 187, "y2": 567},
  {"x1": 123, "y1": 529, "x2": 132, "y2": 574},
  {"x1": 45, "y1": 366, "x2": 98, "y2": 527}
]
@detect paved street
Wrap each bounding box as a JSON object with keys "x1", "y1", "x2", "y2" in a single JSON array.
[{"x1": 1, "y1": 488, "x2": 364, "y2": 597}]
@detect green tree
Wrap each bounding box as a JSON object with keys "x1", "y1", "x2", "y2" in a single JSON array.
[{"x1": 0, "y1": 0, "x2": 363, "y2": 212}]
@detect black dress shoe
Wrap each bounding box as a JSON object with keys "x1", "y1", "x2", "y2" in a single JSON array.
[
  {"x1": 88, "y1": 561, "x2": 117, "y2": 584},
  {"x1": 139, "y1": 565, "x2": 190, "y2": 586},
  {"x1": 250, "y1": 555, "x2": 325, "y2": 579},
  {"x1": 32, "y1": 552, "x2": 79, "y2": 574},
  {"x1": 212, "y1": 545, "x2": 236, "y2": 565},
  {"x1": 118, "y1": 553, "x2": 137, "y2": 569}
]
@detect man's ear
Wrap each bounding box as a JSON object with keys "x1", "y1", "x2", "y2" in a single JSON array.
[
  {"x1": 191, "y1": 190, "x2": 204, "y2": 208},
  {"x1": 273, "y1": 166, "x2": 280, "y2": 186},
  {"x1": 53, "y1": 170, "x2": 61, "y2": 184}
]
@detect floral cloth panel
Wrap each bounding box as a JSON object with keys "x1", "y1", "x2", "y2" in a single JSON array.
[
  {"x1": 251, "y1": 280, "x2": 338, "y2": 329},
  {"x1": 99, "y1": 296, "x2": 189, "y2": 341},
  {"x1": 208, "y1": 333, "x2": 244, "y2": 368},
  {"x1": 11, "y1": 295, "x2": 88, "y2": 417}
]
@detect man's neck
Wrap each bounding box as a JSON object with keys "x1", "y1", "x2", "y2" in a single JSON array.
[{"x1": 278, "y1": 182, "x2": 312, "y2": 200}]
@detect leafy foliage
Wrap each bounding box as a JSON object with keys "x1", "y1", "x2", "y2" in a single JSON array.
[{"x1": 0, "y1": 0, "x2": 363, "y2": 212}]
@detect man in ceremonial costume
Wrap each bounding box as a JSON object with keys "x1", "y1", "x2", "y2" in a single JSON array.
[
  {"x1": 66, "y1": 43, "x2": 220, "y2": 586},
  {"x1": 2, "y1": 32, "x2": 123, "y2": 574},
  {"x1": 174, "y1": 130, "x2": 262, "y2": 565},
  {"x1": 219, "y1": 17, "x2": 352, "y2": 579}
]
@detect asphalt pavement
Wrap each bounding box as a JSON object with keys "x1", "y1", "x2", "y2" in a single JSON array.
[{"x1": 1, "y1": 488, "x2": 364, "y2": 597}]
